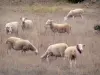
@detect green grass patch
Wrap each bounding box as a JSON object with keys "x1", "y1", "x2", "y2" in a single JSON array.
[{"x1": 23, "y1": 5, "x2": 63, "y2": 13}]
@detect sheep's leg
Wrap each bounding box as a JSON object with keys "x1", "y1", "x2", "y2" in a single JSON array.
[
  {"x1": 47, "y1": 55, "x2": 50, "y2": 63},
  {"x1": 72, "y1": 16, "x2": 75, "y2": 20},
  {"x1": 69, "y1": 59, "x2": 72, "y2": 68},
  {"x1": 63, "y1": 57, "x2": 66, "y2": 60},
  {"x1": 44, "y1": 27, "x2": 47, "y2": 34},
  {"x1": 16, "y1": 31, "x2": 18, "y2": 36},
  {"x1": 21, "y1": 50, "x2": 26, "y2": 54},
  {"x1": 73, "y1": 59, "x2": 76, "y2": 68},
  {"x1": 66, "y1": 29, "x2": 70, "y2": 34},
  {"x1": 54, "y1": 56, "x2": 57, "y2": 60},
  {"x1": 47, "y1": 53, "x2": 51, "y2": 63},
  {"x1": 7, "y1": 49, "x2": 9, "y2": 54},
  {"x1": 21, "y1": 50, "x2": 24, "y2": 53},
  {"x1": 80, "y1": 15, "x2": 83, "y2": 19}
]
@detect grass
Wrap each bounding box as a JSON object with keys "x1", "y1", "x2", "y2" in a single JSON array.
[
  {"x1": 23, "y1": 3, "x2": 74, "y2": 13},
  {"x1": 23, "y1": 5, "x2": 62, "y2": 13}
]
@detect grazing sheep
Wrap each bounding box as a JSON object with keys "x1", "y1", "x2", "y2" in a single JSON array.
[
  {"x1": 20, "y1": 17, "x2": 33, "y2": 30},
  {"x1": 6, "y1": 37, "x2": 38, "y2": 55},
  {"x1": 64, "y1": 44, "x2": 85, "y2": 68},
  {"x1": 5, "y1": 22, "x2": 19, "y2": 35},
  {"x1": 41, "y1": 43, "x2": 68, "y2": 63},
  {"x1": 64, "y1": 8, "x2": 84, "y2": 21},
  {"x1": 45, "y1": 19, "x2": 71, "y2": 34}
]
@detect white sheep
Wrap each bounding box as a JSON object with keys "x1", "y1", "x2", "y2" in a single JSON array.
[
  {"x1": 20, "y1": 17, "x2": 33, "y2": 30},
  {"x1": 64, "y1": 44, "x2": 85, "y2": 68},
  {"x1": 6, "y1": 37, "x2": 38, "y2": 55},
  {"x1": 5, "y1": 22, "x2": 19, "y2": 35},
  {"x1": 64, "y1": 8, "x2": 84, "y2": 21},
  {"x1": 45, "y1": 19, "x2": 71, "y2": 34},
  {"x1": 41, "y1": 43, "x2": 68, "y2": 63}
]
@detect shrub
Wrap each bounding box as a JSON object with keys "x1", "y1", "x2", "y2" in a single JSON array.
[
  {"x1": 94, "y1": 24, "x2": 100, "y2": 31},
  {"x1": 68, "y1": 0, "x2": 84, "y2": 3},
  {"x1": 56, "y1": 0, "x2": 84, "y2": 3}
]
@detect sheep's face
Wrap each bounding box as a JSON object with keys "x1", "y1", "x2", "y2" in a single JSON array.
[
  {"x1": 46, "y1": 19, "x2": 53, "y2": 25},
  {"x1": 28, "y1": 44, "x2": 38, "y2": 55},
  {"x1": 64, "y1": 15, "x2": 73, "y2": 21},
  {"x1": 6, "y1": 41, "x2": 13, "y2": 49},
  {"x1": 30, "y1": 48, "x2": 38, "y2": 55},
  {"x1": 77, "y1": 44, "x2": 85, "y2": 54},
  {"x1": 6, "y1": 27, "x2": 12, "y2": 34},
  {"x1": 64, "y1": 17, "x2": 68, "y2": 21},
  {"x1": 21, "y1": 17, "x2": 27, "y2": 22},
  {"x1": 34, "y1": 50, "x2": 38, "y2": 55}
]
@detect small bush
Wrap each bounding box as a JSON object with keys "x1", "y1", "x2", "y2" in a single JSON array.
[
  {"x1": 56, "y1": 0, "x2": 84, "y2": 3},
  {"x1": 68, "y1": 0, "x2": 84, "y2": 3},
  {"x1": 94, "y1": 24, "x2": 100, "y2": 31}
]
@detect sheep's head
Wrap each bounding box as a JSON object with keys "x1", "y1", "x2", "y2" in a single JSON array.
[
  {"x1": 34, "y1": 49, "x2": 38, "y2": 55},
  {"x1": 6, "y1": 40, "x2": 13, "y2": 49},
  {"x1": 64, "y1": 15, "x2": 73, "y2": 21},
  {"x1": 6, "y1": 26, "x2": 12, "y2": 34},
  {"x1": 76, "y1": 44, "x2": 85, "y2": 54},
  {"x1": 29, "y1": 44, "x2": 38, "y2": 55},
  {"x1": 46, "y1": 19, "x2": 53, "y2": 25},
  {"x1": 64, "y1": 16, "x2": 68, "y2": 22},
  {"x1": 20, "y1": 17, "x2": 27, "y2": 22}
]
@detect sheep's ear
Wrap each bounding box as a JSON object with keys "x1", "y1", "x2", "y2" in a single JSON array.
[
  {"x1": 47, "y1": 19, "x2": 51, "y2": 21},
  {"x1": 47, "y1": 19, "x2": 53, "y2": 21},
  {"x1": 76, "y1": 44, "x2": 79, "y2": 48}
]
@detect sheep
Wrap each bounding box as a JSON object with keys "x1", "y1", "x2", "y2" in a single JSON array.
[
  {"x1": 64, "y1": 44, "x2": 85, "y2": 68},
  {"x1": 45, "y1": 19, "x2": 71, "y2": 34},
  {"x1": 6, "y1": 37, "x2": 38, "y2": 55},
  {"x1": 20, "y1": 17, "x2": 33, "y2": 31},
  {"x1": 64, "y1": 8, "x2": 84, "y2": 21},
  {"x1": 41, "y1": 43, "x2": 68, "y2": 63},
  {"x1": 5, "y1": 22, "x2": 19, "y2": 35}
]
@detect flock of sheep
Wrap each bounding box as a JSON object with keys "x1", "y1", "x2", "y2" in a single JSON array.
[{"x1": 5, "y1": 8, "x2": 85, "y2": 68}]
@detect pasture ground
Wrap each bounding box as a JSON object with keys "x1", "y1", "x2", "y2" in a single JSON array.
[{"x1": 0, "y1": 2, "x2": 100, "y2": 75}]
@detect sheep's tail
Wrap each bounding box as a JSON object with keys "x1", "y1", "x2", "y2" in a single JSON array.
[{"x1": 41, "y1": 51, "x2": 48, "y2": 60}]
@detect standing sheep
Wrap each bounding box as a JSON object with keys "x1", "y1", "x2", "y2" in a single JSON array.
[
  {"x1": 45, "y1": 19, "x2": 71, "y2": 34},
  {"x1": 41, "y1": 43, "x2": 68, "y2": 63},
  {"x1": 6, "y1": 37, "x2": 38, "y2": 55},
  {"x1": 64, "y1": 44, "x2": 85, "y2": 68},
  {"x1": 5, "y1": 22, "x2": 19, "y2": 35},
  {"x1": 20, "y1": 17, "x2": 33, "y2": 31},
  {"x1": 64, "y1": 8, "x2": 84, "y2": 21}
]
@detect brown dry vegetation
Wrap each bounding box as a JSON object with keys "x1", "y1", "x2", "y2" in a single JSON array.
[{"x1": 0, "y1": 0, "x2": 100, "y2": 75}]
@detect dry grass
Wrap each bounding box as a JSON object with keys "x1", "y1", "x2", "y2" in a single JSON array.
[
  {"x1": 0, "y1": 2, "x2": 100, "y2": 75},
  {"x1": 23, "y1": 5, "x2": 62, "y2": 13},
  {"x1": 22, "y1": 3, "x2": 77, "y2": 13}
]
